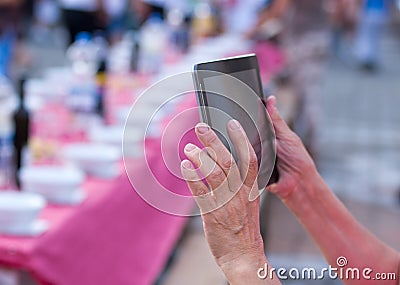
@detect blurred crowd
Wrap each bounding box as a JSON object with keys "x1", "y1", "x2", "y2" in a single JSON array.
[
  {"x1": 0, "y1": 0, "x2": 399, "y2": 160},
  {"x1": 0, "y1": 0, "x2": 398, "y2": 72}
]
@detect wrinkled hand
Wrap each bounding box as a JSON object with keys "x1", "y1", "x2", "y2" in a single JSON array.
[
  {"x1": 180, "y1": 95, "x2": 316, "y2": 284},
  {"x1": 180, "y1": 119, "x2": 266, "y2": 275},
  {"x1": 264, "y1": 96, "x2": 317, "y2": 201}
]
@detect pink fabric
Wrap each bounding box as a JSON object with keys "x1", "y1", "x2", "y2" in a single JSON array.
[{"x1": 0, "y1": 96, "x2": 198, "y2": 285}]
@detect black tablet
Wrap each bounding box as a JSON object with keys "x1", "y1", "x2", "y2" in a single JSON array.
[{"x1": 193, "y1": 54, "x2": 278, "y2": 189}]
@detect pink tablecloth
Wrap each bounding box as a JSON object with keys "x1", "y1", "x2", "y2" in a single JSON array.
[{"x1": 0, "y1": 96, "x2": 199, "y2": 285}]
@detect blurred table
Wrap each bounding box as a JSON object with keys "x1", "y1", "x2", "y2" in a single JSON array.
[{"x1": 0, "y1": 95, "x2": 198, "y2": 285}]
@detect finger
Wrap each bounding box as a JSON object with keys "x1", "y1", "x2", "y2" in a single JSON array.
[
  {"x1": 265, "y1": 96, "x2": 292, "y2": 139},
  {"x1": 181, "y1": 160, "x2": 209, "y2": 195},
  {"x1": 265, "y1": 182, "x2": 292, "y2": 203},
  {"x1": 184, "y1": 143, "x2": 227, "y2": 191},
  {"x1": 226, "y1": 120, "x2": 258, "y2": 189},
  {"x1": 181, "y1": 160, "x2": 217, "y2": 213},
  {"x1": 194, "y1": 123, "x2": 242, "y2": 190},
  {"x1": 265, "y1": 183, "x2": 279, "y2": 195}
]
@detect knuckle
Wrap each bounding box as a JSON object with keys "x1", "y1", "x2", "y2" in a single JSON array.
[
  {"x1": 248, "y1": 154, "x2": 258, "y2": 170},
  {"x1": 249, "y1": 152, "x2": 258, "y2": 166},
  {"x1": 208, "y1": 167, "x2": 224, "y2": 182},
  {"x1": 193, "y1": 149, "x2": 204, "y2": 163},
  {"x1": 195, "y1": 187, "x2": 209, "y2": 197},
  {"x1": 185, "y1": 171, "x2": 200, "y2": 182},
  {"x1": 220, "y1": 157, "x2": 234, "y2": 170},
  {"x1": 205, "y1": 133, "x2": 218, "y2": 145},
  {"x1": 186, "y1": 148, "x2": 199, "y2": 160}
]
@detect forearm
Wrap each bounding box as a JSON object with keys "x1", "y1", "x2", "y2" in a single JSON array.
[{"x1": 282, "y1": 170, "x2": 400, "y2": 284}]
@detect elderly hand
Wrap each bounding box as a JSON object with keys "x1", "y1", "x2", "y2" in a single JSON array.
[
  {"x1": 181, "y1": 119, "x2": 272, "y2": 283},
  {"x1": 180, "y1": 95, "x2": 315, "y2": 284},
  {"x1": 264, "y1": 96, "x2": 318, "y2": 201}
]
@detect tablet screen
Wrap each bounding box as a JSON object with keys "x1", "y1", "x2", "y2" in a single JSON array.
[{"x1": 200, "y1": 69, "x2": 275, "y2": 189}]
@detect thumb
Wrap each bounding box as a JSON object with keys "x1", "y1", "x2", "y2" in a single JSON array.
[
  {"x1": 266, "y1": 96, "x2": 292, "y2": 139},
  {"x1": 265, "y1": 183, "x2": 279, "y2": 195}
]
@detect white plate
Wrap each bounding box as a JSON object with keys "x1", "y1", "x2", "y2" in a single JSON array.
[{"x1": 0, "y1": 219, "x2": 48, "y2": 237}]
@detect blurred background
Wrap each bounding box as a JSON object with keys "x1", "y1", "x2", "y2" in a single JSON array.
[{"x1": 0, "y1": 0, "x2": 400, "y2": 284}]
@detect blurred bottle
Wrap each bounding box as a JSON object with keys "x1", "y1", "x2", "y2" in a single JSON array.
[
  {"x1": 108, "y1": 31, "x2": 136, "y2": 74},
  {"x1": 13, "y1": 76, "x2": 30, "y2": 186},
  {"x1": 0, "y1": 76, "x2": 17, "y2": 190},
  {"x1": 167, "y1": 8, "x2": 189, "y2": 53},
  {"x1": 67, "y1": 32, "x2": 99, "y2": 77},
  {"x1": 93, "y1": 31, "x2": 109, "y2": 67},
  {"x1": 138, "y1": 13, "x2": 168, "y2": 74},
  {"x1": 67, "y1": 32, "x2": 101, "y2": 133},
  {"x1": 93, "y1": 31, "x2": 109, "y2": 120},
  {"x1": 191, "y1": 0, "x2": 218, "y2": 40},
  {"x1": 96, "y1": 60, "x2": 106, "y2": 119}
]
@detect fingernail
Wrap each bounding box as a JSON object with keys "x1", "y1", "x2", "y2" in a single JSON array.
[
  {"x1": 181, "y1": 160, "x2": 193, "y2": 169},
  {"x1": 185, "y1": 143, "x2": 196, "y2": 152},
  {"x1": 196, "y1": 123, "x2": 209, "y2": 134},
  {"x1": 228, "y1": 119, "x2": 240, "y2": 130},
  {"x1": 270, "y1": 96, "x2": 277, "y2": 110}
]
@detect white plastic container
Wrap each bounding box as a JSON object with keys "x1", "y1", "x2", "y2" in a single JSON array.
[
  {"x1": 64, "y1": 143, "x2": 121, "y2": 178},
  {"x1": 20, "y1": 165, "x2": 85, "y2": 205},
  {"x1": 89, "y1": 125, "x2": 144, "y2": 158},
  {"x1": 0, "y1": 191, "x2": 47, "y2": 236}
]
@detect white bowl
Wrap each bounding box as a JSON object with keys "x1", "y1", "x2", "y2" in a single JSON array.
[
  {"x1": 0, "y1": 191, "x2": 46, "y2": 233},
  {"x1": 20, "y1": 165, "x2": 85, "y2": 204},
  {"x1": 64, "y1": 143, "x2": 121, "y2": 178}
]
